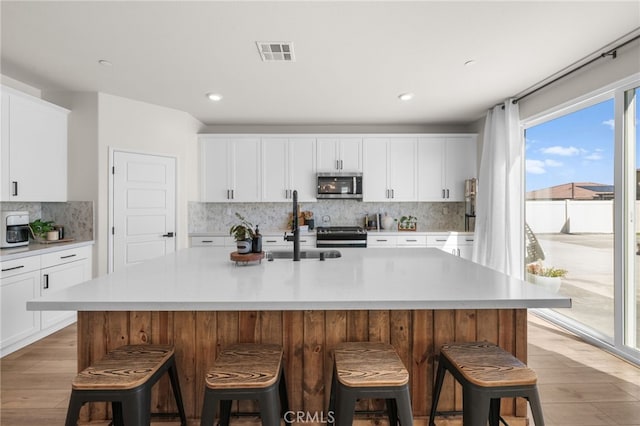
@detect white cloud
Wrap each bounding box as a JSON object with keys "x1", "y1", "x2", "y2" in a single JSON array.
[
  {"x1": 541, "y1": 146, "x2": 581, "y2": 156},
  {"x1": 526, "y1": 159, "x2": 546, "y2": 174},
  {"x1": 584, "y1": 153, "x2": 603, "y2": 160},
  {"x1": 544, "y1": 159, "x2": 563, "y2": 167},
  {"x1": 602, "y1": 119, "x2": 614, "y2": 130}
]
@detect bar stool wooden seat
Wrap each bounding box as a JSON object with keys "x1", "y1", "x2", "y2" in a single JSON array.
[
  {"x1": 200, "y1": 343, "x2": 290, "y2": 426},
  {"x1": 65, "y1": 344, "x2": 187, "y2": 426},
  {"x1": 328, "y1": 342, "x2": 414, "y2": 426},
  {"x1": 429, "y1": 341, "x2": 544, "y2": 426}
]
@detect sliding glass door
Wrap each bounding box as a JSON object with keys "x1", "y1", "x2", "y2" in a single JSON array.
[
  {"x1": 626, "y1": 86, "x2": 639, "y2": 353},
  {"x1": 525, "y1": 98, "x2": 615, "y2": 341},
  {"x1": 524, "y1": 79, "x2": 640, "y2": 364}
]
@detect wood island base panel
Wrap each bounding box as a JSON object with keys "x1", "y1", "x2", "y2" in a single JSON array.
[{"x1": 76, "y1": 308, "x2": 529, "y2": 424}]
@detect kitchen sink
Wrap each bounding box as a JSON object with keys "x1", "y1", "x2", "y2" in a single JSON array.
[{"x1": 266, "y1": 249, "x2": 342, "y2": 261}]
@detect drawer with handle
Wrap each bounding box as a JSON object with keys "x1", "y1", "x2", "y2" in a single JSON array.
[
  {"x1": 191, "y1": 236, "x2": 230, "y2": 247},
  {"x1": 40, "y1": 246, "x2": 91, "y2": 269},
  {"x1": 367, "y1": 235, "x2": 397, "y2": 247},
  {"x1": 0, "y1": 256, "x2": 41, "y2": 279},
  {"x1": 397, "y1": 235, "x2": 427, "y2": 247}
]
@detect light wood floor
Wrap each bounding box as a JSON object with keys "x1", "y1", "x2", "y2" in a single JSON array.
[{"x1": 1, "y1": 314, "x2": 638, "y2": 425}]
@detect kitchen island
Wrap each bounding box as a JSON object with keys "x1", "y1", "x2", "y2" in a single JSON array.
[{"x1": 28, "y1": 247, "x2": 570, "y2": 424}]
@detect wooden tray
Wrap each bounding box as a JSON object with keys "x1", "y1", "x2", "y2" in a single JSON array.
[
  {"x1": 36, "y1": 238, "x2": 75, "y2": 244},
  {"x1": 230, "y1": 251, "x2": 265, "y2": 265}
]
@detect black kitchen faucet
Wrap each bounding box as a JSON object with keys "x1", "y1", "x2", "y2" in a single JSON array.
[{"x1": 284, "y1": 189, "x2": 301, "y2": 261}]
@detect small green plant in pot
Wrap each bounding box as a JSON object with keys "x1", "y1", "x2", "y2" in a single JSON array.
[
  {"x1": 398, "y1": 215, "x2": 417, "y2": 231},
  {"x1": 29, "y1": 219, "x2": 55, "y2": 241},
  {"x1": 229, "y1": 213, "x2": 255, "y2": 254}
]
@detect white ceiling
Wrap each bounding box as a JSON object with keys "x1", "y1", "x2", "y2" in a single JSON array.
[{"x1": 2, "y1": 1, "x2": 639, "y2": 126}]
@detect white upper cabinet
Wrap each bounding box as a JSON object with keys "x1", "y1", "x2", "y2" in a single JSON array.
[
  {"x1": 199, "y1": 133, "x2": 475, "y2": 203},
  {"x1": 1, "y1": 86, "x2": 69, "y2": 202},
  {"x1": 418, "y1": 135, "x2": 477, "y2": 202},
  {"x1": 200, "y1": 136, "x2": 261, "y2": 202},
  {"x1": 262, "y1": 137, "x2": 316, "y2": 202},
  {"x1": 316, "y1": 137, "x2": 362, "y2": 172},
  {"x1": 363, "y1": 137, "x2": 417, "y2": 202}
]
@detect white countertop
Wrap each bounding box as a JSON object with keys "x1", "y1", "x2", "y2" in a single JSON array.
[
  {"x1": 0, "y1": 240, "x2": 94, "y2": 261},
  {"x1": 27, "y1": 247, "x2": 570, "y2": 312}
]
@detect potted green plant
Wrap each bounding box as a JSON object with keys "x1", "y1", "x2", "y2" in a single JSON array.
[
  {"x1": 229, "y1": 213, "x2": 255, "y2": 254},
  {"x1": 398, "y1": 215, "x2": 417, "y2": 231},
  {"x1": 526, "y1": 262, "x2": 567, "y2": 293},
  {"x1": 29, "y1": 219, "x2": 55, "y2": 241}
]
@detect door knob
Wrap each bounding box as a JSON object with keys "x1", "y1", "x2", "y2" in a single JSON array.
[{"x1": 162, "y1": 232, "x2": 175, "y2": 238}]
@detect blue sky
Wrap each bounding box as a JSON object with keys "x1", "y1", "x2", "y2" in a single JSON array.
[{"x1": 525, "y1": 98, "x2": 616, "y2": 192}]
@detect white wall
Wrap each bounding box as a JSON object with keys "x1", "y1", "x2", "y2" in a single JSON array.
[
  {"x1": 526, "y1": 200, "x2": 615, "y2": 234},
  {"x1": 96, "y1": 93, "x2": 202, "y2": 275},
  {"x1": 519, "y1": 38, "x2": 640, "y2": 120}
]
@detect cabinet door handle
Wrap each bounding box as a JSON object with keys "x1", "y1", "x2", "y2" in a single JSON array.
[
  {"x1": 2, "y1": 265, "x2": 24, "y2": 272},
  {"x1": 457, "y1": 248, "x2": 461, "y2": 256},
  {"x1": 442, "y1": 189, "x2": 445, "y2": 199},
  {"x1": 336, "y1": 160, "x2": 340, "y2": 170},
  {"x1": 231, "y1": 189, "x2": 234, "y2": 199},
  {"x1": 406, "y1": 239, "x2": 417, "y2": 242},
  {"x1": 11, "y1": 181, "x2": 18, "y2": 196},
  {"x1": 436, "y1": 239, "x2": 447, "y2": 242},
  {"x1": 391, "y1": 189, "x2": 395, "y2": 198},
  {"x1": 60, "y1": 254, "x2": 77, "y2": 259},
  {"x1": 340, "y1": 159, "x2": 343, "y2": 169},
  {"x1": 227, "y1": 189, "x2": 230, "y2": 199},
  {"x1": 377, "y1": 239, "x2": 387, "y2": 242},
  {"x1": 446, "y1": 189, "x2": 450, "y2": 198},
  {"x1": 43, "y1": 274, "x2": 49, "y2": 289},
  {"x1": 201, "y1": 240, "x2": 213, "y2": 243},
  {"x1": 162, "y1": 232, "x2": 174, "y2": 238}
]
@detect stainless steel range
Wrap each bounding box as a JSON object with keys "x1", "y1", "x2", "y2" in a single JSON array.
[{"x1": 315, "y1": 226, "x2": 367, "y2": 248}]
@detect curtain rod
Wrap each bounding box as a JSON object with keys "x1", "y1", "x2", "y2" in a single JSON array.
[{"x1": 512, "y1": 33, "x2": 640, "y2": 105}]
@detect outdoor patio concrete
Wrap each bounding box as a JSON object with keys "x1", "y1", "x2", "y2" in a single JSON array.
[{"x1": 534, "y1": 233, "x2": 640, "y2": 346}]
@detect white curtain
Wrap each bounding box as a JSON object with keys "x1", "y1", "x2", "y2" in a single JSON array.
[{"x1": 472, "y1": 100, "x2": 524, "y2": 277}]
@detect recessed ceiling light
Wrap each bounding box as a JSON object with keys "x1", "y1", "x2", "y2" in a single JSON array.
[
  {"x1": 464, "y1": 59, "x2": 477, "y2": 67},
  {"x1": 98, "y1": 59, "x2": 112, "y2": 66},
  {"x1": 398, "y1": 93, "x2": 414, "y2": 101},
  {"x1": 207, "y1": 93, "x2": 223, "y2": 102}
]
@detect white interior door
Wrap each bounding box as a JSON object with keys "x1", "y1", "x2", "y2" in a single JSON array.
[{"x1": 112, "y1": 151, "x2": 176, "y2": 272}]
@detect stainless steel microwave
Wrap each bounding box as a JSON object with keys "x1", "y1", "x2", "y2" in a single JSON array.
[{"x1": 317, "y1": 172, "x2": 363, "y2": 199}]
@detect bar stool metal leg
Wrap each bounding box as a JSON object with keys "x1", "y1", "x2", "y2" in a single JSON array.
[
  {"x1": 428, "y1": 358, "x2": 447, "y2": 426},
  {"x1": 463, "y1": 386, "x2": 491, "y2": 426},
  {"x1": 395, "y1": 386, "x2": 414, "y2": 426},
  {"x1": 527, "y1": 388, "x2": 546, "y2": 426}
]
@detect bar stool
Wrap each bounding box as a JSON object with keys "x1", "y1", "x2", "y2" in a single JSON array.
[
  {"x1": 429, "y1": 341, "x2": 544, "y2": 426},
  {"x1": 200, "y1": 343, "x2": 289, "y2": 426},
  {"x1": 328, "y1": 342, "x2": 414, "y2": 426},
  {"x1": 65, "y1": 344, "x2": 187, "y2": 426}
]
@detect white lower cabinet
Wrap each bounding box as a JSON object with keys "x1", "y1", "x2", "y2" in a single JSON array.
[
  {"x1": 368, "y1": 232, "x2": 473, "y2": 257},
  {"x1": 0, "y1": 245, "x2": 92, "y2": 356},
  {"x1": 40, "y1": 247, "x2": 91, "y2": 329},
  {"x1": 191, "y1": 234, "x2": 316, "y2": 249},
  {"x1": 262, "y1": 234, "x2": 316, "y2": 249},
  {"x1": 1, "y1": 256, "x2": 41, "y2": 351},
  {"x1": 427, "y1": 234, "x2": 474, "y2": 260}
]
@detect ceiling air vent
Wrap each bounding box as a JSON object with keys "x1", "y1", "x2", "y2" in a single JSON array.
[{"x1": 256, "y1": 42, "x2": 295, "y2": 62}]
